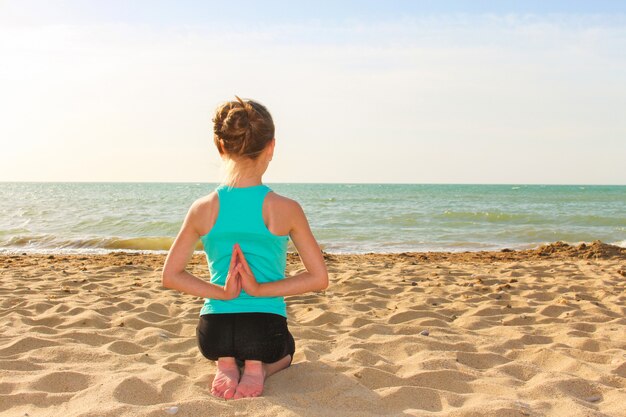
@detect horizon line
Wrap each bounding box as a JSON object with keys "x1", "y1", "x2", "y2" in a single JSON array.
[{"x1": 1, "y1": 181, "x2": 625, "y2": 187}]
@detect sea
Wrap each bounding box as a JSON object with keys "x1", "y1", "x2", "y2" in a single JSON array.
[{"x1": 0, "y1": 182, "x2": 624, "y2": 255}]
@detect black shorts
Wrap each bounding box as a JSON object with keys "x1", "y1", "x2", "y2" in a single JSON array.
[{"x1": 196, "y1": 312, "x2": 295, "y2": 367}]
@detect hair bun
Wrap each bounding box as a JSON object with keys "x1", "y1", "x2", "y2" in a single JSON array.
[
  {"x1": 223, "y1": 106, "x2": 250, "y2": 135},
  {"x1": 212, "y1": 96, "x2": 275, "y2": 158}
]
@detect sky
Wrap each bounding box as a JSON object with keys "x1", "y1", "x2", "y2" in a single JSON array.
[{"x1": 1, "y1": 1, "x2": 625, "y2": 184}]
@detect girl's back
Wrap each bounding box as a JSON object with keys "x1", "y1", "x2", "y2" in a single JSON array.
[{"x1": 198, "y1": 184, "x2": 291, "y2": 317}]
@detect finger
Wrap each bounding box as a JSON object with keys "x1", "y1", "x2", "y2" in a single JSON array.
[
  {"x1": 226, "y1": 247, "x2": 240, "y2": 285},
  {"x1": 236, "y1": 245, "x2": 253, "y2": 275},
  {"x1": 232, "y1": 273, "x2": 240, "y2": 290},
  {"x1": 236, "y1": 264, "x2": 250, "y2": 281},
  {"x1": 232, "y1": 244, "x2": 241, "y2": 268},
  {"x1": 228, "y1": 244, "x2": 238, "y2": 274}
]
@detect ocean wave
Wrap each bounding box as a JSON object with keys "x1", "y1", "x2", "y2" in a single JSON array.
[
  {"x1": 0, "y1": 234, "x2": 300, "y2": 253},
  {"x1": 0, "y1": 227, "x2": 32, "y2": 236},
  {"x1": 436, "y1": 210, "x2": 544, "y2": 224},
  {"x1": 560, "y1": 215, "x2": 626, "y2": 228},
  {"x1": 0, "y1": 234, "x2": 198, "y2": 251},
  {"x1": 0, "y1": 237, "x2": 622, "y2": 255}
]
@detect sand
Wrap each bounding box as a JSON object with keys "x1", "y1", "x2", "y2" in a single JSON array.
[{"x1": 1, "y1": 241, "x2": 625, "y2": 417}]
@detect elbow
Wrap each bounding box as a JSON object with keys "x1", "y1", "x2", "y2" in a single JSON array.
[
  {"x1": 317, "y1": 272, "x2": 329, "y2": 291},
  {"x1": 161, "y1": 269, "x2": 173, "y2": 288}
]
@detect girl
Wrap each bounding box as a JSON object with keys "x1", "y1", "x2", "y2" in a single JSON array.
[{"x1": 161, "y1": 96, "x2": 328, "y2": 400}]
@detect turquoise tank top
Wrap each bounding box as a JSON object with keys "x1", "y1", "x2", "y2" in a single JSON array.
[{"x1": 199, "y1": 184, "x2": 290, "y2": 317}]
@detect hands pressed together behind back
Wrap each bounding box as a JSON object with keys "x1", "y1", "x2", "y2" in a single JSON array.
[{"x1": 223, "y1": 243, "x2": 261, "y2": 299}]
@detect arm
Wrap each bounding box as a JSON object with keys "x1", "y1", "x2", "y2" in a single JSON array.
[
  {"x1": 161, "y1": 199, "x2": 240, "y2": 300},
  {"x1": 237, "y1": 201, "x2": 328, "y2": 297}
]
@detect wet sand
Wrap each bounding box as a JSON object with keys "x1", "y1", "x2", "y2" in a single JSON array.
[{"x1": 1, "y1": 241, "x2": 625, "y2": 416}]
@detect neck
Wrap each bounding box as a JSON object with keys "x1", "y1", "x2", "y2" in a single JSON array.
[
  {"x1": 226, "y1": 174, "x2": 263, "y2": 188},
  {"x1": 222, "y1": 155, "x2": 268, "y2": 188}
]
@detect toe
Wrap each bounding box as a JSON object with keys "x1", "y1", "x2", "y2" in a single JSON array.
[
  {"x1": 223, "y1": 386, "x2": 236, "y2": 400},
  {"x1": 212, "y1": 383, "x2": 227, "y2": 398}
]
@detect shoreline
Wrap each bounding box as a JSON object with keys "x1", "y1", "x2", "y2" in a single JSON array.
[{"x1": 2, "y1": 240, "x2": 625, "y2": 263}]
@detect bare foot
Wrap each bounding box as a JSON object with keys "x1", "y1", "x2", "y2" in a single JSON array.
[
  {"x1": 233, "y1": 355, "x2": 292, "y2": 399},
  {"x1": 233, "y1": 360, "x2": 266, "y2": 399},
  {"x1": 211, "y1": 357, "x2": 240, "y2": 399}
]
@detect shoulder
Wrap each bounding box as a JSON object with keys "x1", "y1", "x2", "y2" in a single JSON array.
[
  {"x1": 186, "y1": 191, "x2": 219, "y2": 235},
  {"x1": 265, "y1": 190, "x2": 302, "y2": 213},
  {"x1": 190, "y1": 191, "x2": 219, "y2": 213},
  {"x1": 265, "y1": 190, "x2": 307, "y2": 227}
]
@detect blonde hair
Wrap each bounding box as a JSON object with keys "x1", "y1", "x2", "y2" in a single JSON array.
[
  {"x1": 212, "y1": 96, "x2": 275, "y2": 186},
  {"x1": 217, "y1": 157, "x2": 247, "y2": 188}
]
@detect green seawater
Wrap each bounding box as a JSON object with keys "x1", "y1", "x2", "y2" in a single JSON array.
[{"x1": 0, "y1": 182, "x2": 624, "y2": 254}]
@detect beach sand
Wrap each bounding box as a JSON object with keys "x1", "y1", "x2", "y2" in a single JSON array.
[{"x1": 1, "y1": 241, "x2": 625, "y2": 417}]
